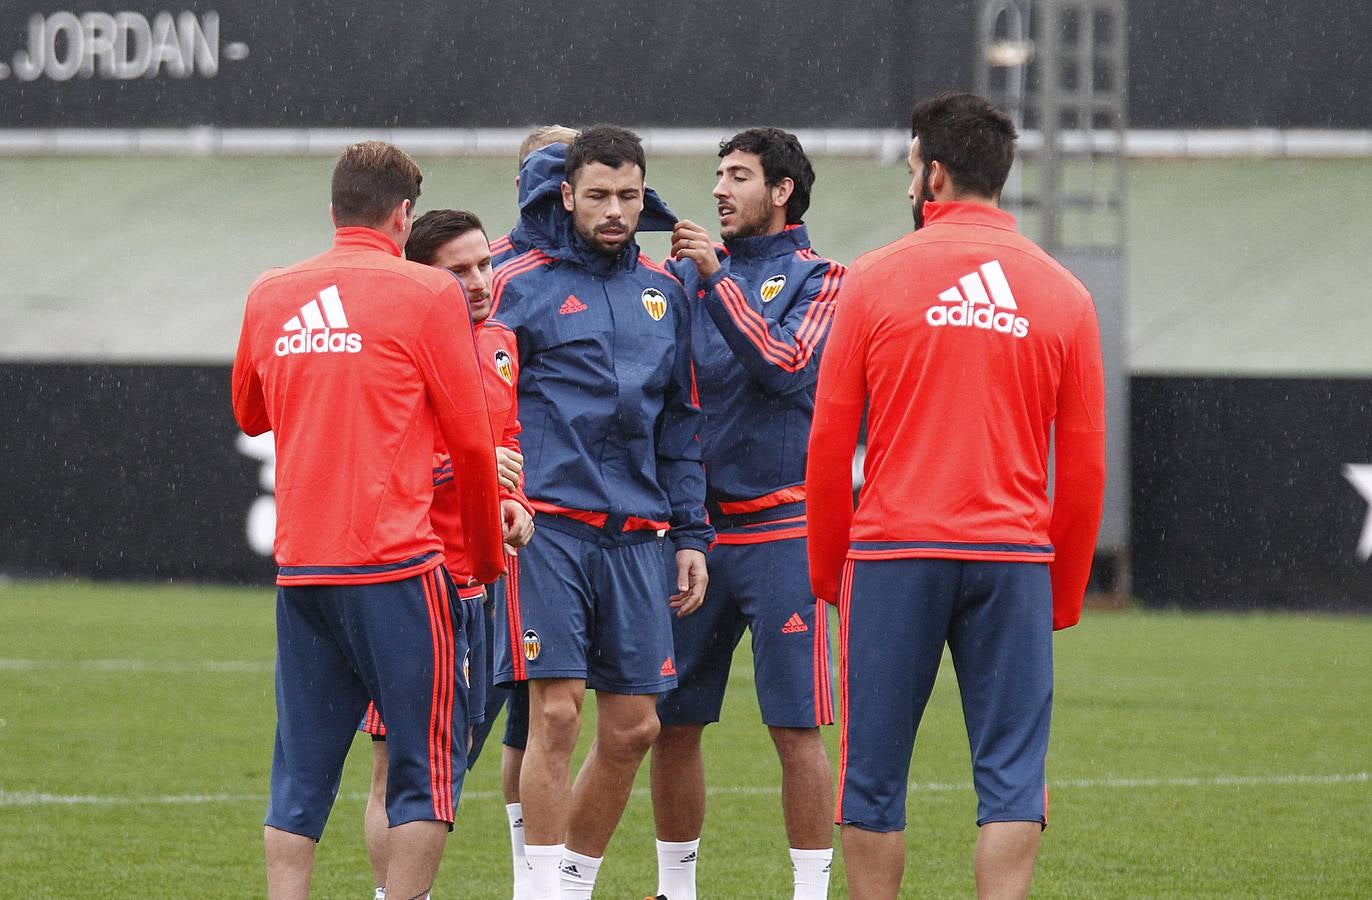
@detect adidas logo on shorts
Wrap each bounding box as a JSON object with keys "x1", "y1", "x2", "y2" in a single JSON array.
[
  {"x1": 781, "y1": 612, "x2": 808, "y2": 634},
  {"x1": 274, "y1": 285, "x2": 363, "y2": 356}
]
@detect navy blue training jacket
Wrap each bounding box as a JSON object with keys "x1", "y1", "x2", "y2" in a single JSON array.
[
  {"x1": 490, "y1": 144, "x2": 567, "y2": 268},
  {"x1": 489, "y1": 146, "x2": 713, "y2": 552},
  {"x1": 667, "y1": 225, "x2": 845, "y2": 526}
]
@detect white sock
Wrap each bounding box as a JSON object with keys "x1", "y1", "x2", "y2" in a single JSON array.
[
  {"x1": 655, "y1": 838, "x2": 699, "y2": 900},
  {"x1": 790, "y1": 847, "x2": 833, "y2": 900},
  {"x1": 507, "y1": 803, "x2": 529, "y2": 898},
  {"x1": 373, "y1": 888, "x2": 386, "y2": 900},
  {"x1": 524, "y1": 843, "x2": 565, "y2": 900},
  {"x1": 558, "y1": 848, "x2": 602, "y2": 899}
]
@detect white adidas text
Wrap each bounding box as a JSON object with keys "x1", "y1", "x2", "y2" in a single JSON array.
[
  {"x1": 274, "y1": 285, "x2": 363, "y2": 356},
  {"x1": 274, "y1": 329, "x2": 362, "y2": 356},
  {"x1": 926, "y1": 260, "x2": 1029, "y2": 338}
]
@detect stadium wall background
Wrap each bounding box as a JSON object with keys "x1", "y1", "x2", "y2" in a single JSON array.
[
  {"x1": 3, "y1": 364, "x2": 1372, "y2": 612},
  {"x1": 1, "y1": 1, "x2": 1369, "y2": 130}
]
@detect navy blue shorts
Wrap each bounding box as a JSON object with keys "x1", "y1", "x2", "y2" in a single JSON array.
[
  {"x1": 358, "y1": 585, "x2": 487, "y2": 739},
  {"x1": 467, "y1": 572, "x2": 514, "y2": 768},
  {"x1": 658, "y1": 534, "x2": 834, "y2": 728},
  {"x1": 837, "y1": 558, "x2": 1052, "y2": 832},
  {"x1": 494, "y1": 514, "x2": 676, "y2": 694},
  {"x1": 268, "y1": 566, "x2": 473, "y2": 839}
]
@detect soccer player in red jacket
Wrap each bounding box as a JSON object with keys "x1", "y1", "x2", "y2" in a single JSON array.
[
  {"x1": 358, "y1": 208, "x2": 535, "y2": 900},
  {"x1": 231, "y1": 142, "x2": 504, "y2": 900},
  {"x1": 806, "y1": 93, "x2": 1106, "y2": 900}
]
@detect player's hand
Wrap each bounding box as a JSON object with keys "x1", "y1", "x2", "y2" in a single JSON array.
[
  {"x1": 671, "y1": 220, "x2": 721, "y2": 280},
  {"x1": 501, "y1": 499, "x2": 534, "y2": 551},
  {"x1": 496, "y1": 446, "x2": 524, "y2": 492},
  {"x1": 669, "y1": 548, "x2": 708, "y2": 617}
]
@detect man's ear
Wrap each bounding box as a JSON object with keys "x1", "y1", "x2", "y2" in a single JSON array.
[
  {"x1": 561, "y1": 181, "x2": 575, "y2": 213},
  {"x1": 771, "y1": 177, "x2": 794, "y2": 211},
  {"x1": 928, "y1": 160, "x2": 951, "y2": 198}
]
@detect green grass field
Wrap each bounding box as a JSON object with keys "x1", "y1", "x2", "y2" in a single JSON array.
[{"x1": 1, "y1": 580, "x2": 1369, "y2": 897}]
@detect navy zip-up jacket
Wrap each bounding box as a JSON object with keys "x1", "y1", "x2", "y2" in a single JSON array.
[
  {"x1": 667, "y1": 225, "x2": 844, "y2": 528},
  {"x1": 490, "y1": 146, "x2": 713, "y2": 552},
  {"x1": 489, "y1": 145, "x2": 568, "y2": 267}
]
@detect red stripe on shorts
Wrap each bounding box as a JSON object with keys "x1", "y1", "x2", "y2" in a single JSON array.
[
  {"x1": 834, "y1": 559, "x2": 854, "y2": 824},
  {"x1": 506, "y1": 552, "x2": 526, "y2": 681},
  {"x1": 423, "y1": 568, "x2": 456, "y2": 820},
  {"x1": 813, "y1": 595, "x2": 834, "y2": 725}
]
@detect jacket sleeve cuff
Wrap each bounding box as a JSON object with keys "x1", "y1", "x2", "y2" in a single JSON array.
[
  {"x1": 500, "y1": 486, "x2": 535, "y2": 517},
  {"x1": 669, "y1": 531, "x2": 712, "y2": 553}
]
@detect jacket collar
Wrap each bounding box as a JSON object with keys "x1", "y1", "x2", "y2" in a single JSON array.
[
  {"x1": 723, "y1": 222, "x2": 811, "y2": 260},
  {"x1": 332, "y1": 226, "x2": 403, "y2": 257},
  {"x1": 920, "y1": 200, "x2": 1017, "y2": 232}
]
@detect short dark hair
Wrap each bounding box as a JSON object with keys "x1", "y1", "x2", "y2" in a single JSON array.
[
  {"x1": 404, "y1": 209, "x2": 486, "y2": 265},
  {"x1": 909, "y1": 92, "x2": 1017, "y2": 199},
  {"x1": 719, "y1": 127, "x2": 815, "y2": 223},
  {"x1": 564, "y1": 125, "x2": 646, "y2": 185},
  {"x1": 331, "y1": 141, "x2": 423, "y2": 227}
]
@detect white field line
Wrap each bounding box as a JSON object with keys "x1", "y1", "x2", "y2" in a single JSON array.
[{"x1": 2, "y1": 773, "x2": 1365, "y2": 809}]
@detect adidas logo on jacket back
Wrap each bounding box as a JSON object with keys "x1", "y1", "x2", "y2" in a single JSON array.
[
  {"x1": 924, "y1": 260, "x2": 1029, "y2": 337},
  {"x1": 274, "y1": 285, "x2": 363, "y2": 356}
]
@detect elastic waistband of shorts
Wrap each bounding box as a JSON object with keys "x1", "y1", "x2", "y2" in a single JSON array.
[
  {"x1": 709, "y1": 499, "x2": 805, "y2": 530},
  {"x1": 534, "y1": 512, "x2": 665, "y2": 547}
]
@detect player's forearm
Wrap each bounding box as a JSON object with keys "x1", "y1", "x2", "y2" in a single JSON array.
[
  {"x1": 804, "y1": 404, "x2": 862, "y2": 601},
  {"x1": 1047, "y1": 428, "x2": 1106, "y2": 629},
  {"x1": 229, "y1": 364, "x2": 270, "y2": 435},
  {"x1": 703, "y1": 275, "x2": 830, "y2": 385},
  {"x1": 658, "y1": 457, "x2": 713, "y2": 550},
  {"x1": 445, "y1": 415, "x2": 505, "y2": 583}
]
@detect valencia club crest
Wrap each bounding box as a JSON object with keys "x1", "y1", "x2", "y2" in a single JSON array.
[
  {"x1": 760, "y1": 274, "x2": 786, "y2": 303},
  {"x1": 493, "y1": 348, "x2": 514, "y2": 385},
  {"x1": 641, "y1": 287, "x2": 668, "y2": 321}
]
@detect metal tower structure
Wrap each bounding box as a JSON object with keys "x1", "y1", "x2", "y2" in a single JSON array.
[{"x1": 976, "y1": 0, "x2": 1131, "y2": 592}]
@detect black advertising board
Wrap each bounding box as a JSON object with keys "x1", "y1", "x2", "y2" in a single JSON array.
[
  {"x1": 0, "y1": 362, "x2": 276, "y2": 583},
  {"x1": 6, "y1": 364, "x2": 1372, "y2": 609},
  {"x1": 1131, "y1": 376, "x2": 1372, "y2": 612},
  {"x1": 0, "y1": 0, "x2": 936, "y2": 129},
  {"x1": 3, "y1": 1, "x2": 1368, "y2": 130}
]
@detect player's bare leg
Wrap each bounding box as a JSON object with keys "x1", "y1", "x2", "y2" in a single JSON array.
[
  {"x1": 263, "y1": 828, "x2": 314, "y2": 894},
  {"x1": 265, "y1": 826, "x2": 316, "y2": 899},
  {"x1": 502, "y1": 744, "x2": 524, "y2": 804},
  {"x1": 770, "y1": 725, "x2": 833, "y2": 848},
  {"x1": 973, "y1": 821, "x2": 1039, "y2": 900},
  {"x1": 566, "y1": 691, "x2": 661, "y2": 854},
  {"x1": 650, "y1": 723, "x2": 707, "y2": 840},
  {"x1": 521, "y1": 678, "x2": 587, "y2": 844},
  {"x1": 383, "y1": 819, "x2": 447, "y2": 900},
  {"x1": 772, "y1": 725, "x2": 834, "y2": 898},
  {"x1": 841, "y1": 826, "x2": 904, "y2": 900},
  {"x1": 365, "y1": 740, "x2": 390, "y2": 892}
]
